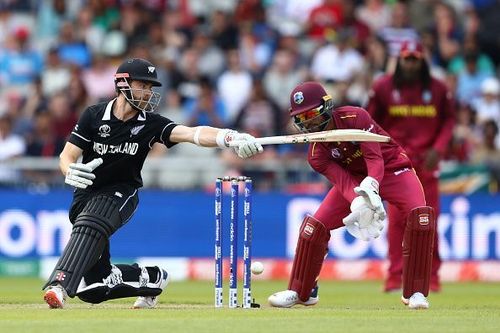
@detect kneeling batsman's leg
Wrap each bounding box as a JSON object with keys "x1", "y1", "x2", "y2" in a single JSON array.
[
  {"x1": 76, "y1": 264, "x2": 169, "y2": 305},
  {"x1": 43, "y1": 196, "x2": 122, "y2": 297},
  {"x1": 288, "y1": 215, "x2": 330, "y2": 302},
  {"x1": 402, "y1": 206, "x2": 436, "y2": 308}
]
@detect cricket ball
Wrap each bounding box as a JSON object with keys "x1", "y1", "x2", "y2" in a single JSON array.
[{"x1": 250, "y1": 261, "x2": 264, "y2": 275}]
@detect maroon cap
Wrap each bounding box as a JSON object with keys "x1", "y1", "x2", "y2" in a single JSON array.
[
  {"x1": 399, "y1": 40, "x2": 423, "y2": 58},
  {"x1": 290, "y1": 81, "x2": 328, "y2": 116}
]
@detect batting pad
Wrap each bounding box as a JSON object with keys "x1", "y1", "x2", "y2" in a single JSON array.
[
  {"x1": 44, "y1": 224, "x2": 107, "y2": 297},
  {"x1": 288, "y1": 215, "x2": 330, "y2": 301},
  {"x1": 402, "y1": 206, "x2": 436, "y2": 299}
]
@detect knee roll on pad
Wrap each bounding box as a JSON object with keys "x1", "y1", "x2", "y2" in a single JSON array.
[
  {"x1": 77, "y1": 195, "x2": 122, "y2": 236},
  {"x1": 288, "y1": 215, "x2": 330, "y2": 301},
  {"x1": 402, "y1": 206, "x2": 436, "y2": 298}
]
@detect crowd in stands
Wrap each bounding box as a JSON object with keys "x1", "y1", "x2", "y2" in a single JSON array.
[{"x1": 0, "y1": 0, "x2": 499, "y2": 191}]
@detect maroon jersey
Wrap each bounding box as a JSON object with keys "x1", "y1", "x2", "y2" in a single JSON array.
[
  {"x1": 366, "y1": 75, "x2": 455, "y2": 168},
  {"x1": 308, "y1": 106, "x2": 412, "y2": 202}
]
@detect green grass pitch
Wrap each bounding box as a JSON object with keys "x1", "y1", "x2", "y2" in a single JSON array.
[{"x1": 1, "y1": 278, "x2": 499, "y2": 333}]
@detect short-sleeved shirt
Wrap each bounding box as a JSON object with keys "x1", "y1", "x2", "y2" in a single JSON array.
[
  {"x1": 308, "y1": 106, "x2": 412, "y2": 202},
  {"x1": 69, "y1": 98, "x2": 178, "y2": 189}
]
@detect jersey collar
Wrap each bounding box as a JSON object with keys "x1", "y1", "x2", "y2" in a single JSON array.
[{"x1": 102, "y1": 98, "x2": 146, "y2": 121}]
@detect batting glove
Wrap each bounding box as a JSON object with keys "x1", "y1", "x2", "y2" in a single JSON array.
[{"x1": 65, "y1": 158, "x2": 103, "y2": 189}]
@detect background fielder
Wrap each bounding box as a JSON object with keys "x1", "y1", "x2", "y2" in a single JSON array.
[
  {"x1": 367, "y1": 40, "x2": 455, "y2": 292},
  {"x1": 42, "y1": 58, "x2": 263, "y2": 309}
]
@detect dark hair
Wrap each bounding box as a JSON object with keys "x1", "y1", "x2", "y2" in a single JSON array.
[{"x1": 393, "y1": 57, "x2": 432, "y2": 89}]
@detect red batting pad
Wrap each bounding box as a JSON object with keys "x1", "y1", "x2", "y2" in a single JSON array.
[
  {"x1": 288, "y1": 215, "x2": 330, "y2": 301},
  {"x1": 402, "y1": 206, "x2": 436, "y2": 298}
]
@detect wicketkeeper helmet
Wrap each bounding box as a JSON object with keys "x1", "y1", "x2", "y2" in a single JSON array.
[{"x1": 289, "y1": 81, "x2": 334, "y2": 133}]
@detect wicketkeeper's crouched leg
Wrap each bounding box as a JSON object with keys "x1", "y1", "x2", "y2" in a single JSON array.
[
  {"x1": 76, "y1": 263, "x2": 169, "y2": 304},
  {"x1": 288, "y1": 215, "x2": 330, "y2": 302}
]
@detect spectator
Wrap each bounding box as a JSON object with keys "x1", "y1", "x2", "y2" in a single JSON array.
[
  {"x1": 217, "y1": 49, "x2": 253, "y2": 123},
  {"x1": 41, "y1": 46, "x2": 71, "y2": 96},
  {"x1": 310, "y1": 28, "x2": 364, "y2": 83},
  {"x1": 233, "y1": 80, "x2": 283, "y2": 137},
  {"x1": 263, "y1": 48, "x2": 305, "y2": 110},
  {"x1": 363, "y1": 35, "x2": 389, "y2": 83},
  {"x1": 448, "y1": 34, "x2": 495, "y2": 76},
  {"x1": 171, "y1": 47, "x2": 203, "y2": 103},
  {"x1": 0, "y1": 115, "x2": 26, "y2": 184},
  {"x1": 25, "y1": 112, "x2": 65, "y2": 157},
  {"x1": 470, "y1": 120, "x2": 500, "y2": 189},
  {"x1": 74, "y1": 5, "x2": 105, "y2": 54},
  {"x1": 356, "y1": 0, "x2": 392, "y2": 32},
  {"x1": 191, "y1": 28, "x2": 226, "y2": 80},
  {"x1": 0, "y1": 26, "x2": 43, "y2": 94},
  {"x1": 430, "y1": 1, "x2": 462, "y2": 68},
  {"x1": 446, "y1": 103, "x2": 480, "y2": 163},
  {"x1": 57, "y1": 20, "x2": 92, "y2": 68},
  {"x1": 455, "y1": 51, "x2": 493, "y2": 103},
  {"x1": 210, "y1": 10, "x2": 238, "y2": 51},
  {"x1": 342, "y1": 0, "x2": 371, "y2": 54},
  {"x1": 306, "y1": 0, "x2": 343, "y2": 40},
  {"x1": 67, "y1": 66, "x2": 90, "y2": 113},
  {"x1": 184, "y1": 77, "x2": 227, "y2": 128},
  {"x1": 46, "y1": 92, "x2": 77, "y2": 141},
  {"x1": 378, "y1": 0, "x2": 418, "y2": 70},
  {"x1": 472, "y1": 77, "x2": 500, "y2": 126},
  {"x1": 82, "y1": 55, "x2": 116, "y2": 102}
]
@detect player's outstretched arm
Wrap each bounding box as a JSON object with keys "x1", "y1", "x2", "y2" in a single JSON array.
[{"x1": 169, "y1": 125, "x2": 263, "y2": 159}]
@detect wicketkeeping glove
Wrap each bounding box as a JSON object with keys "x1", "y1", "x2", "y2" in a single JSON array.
[
  {"x1": 65, "y1": 158, "x2": 103, "y2": 189},
  {"x1": 342, "y1": 196, "x2": 384, "y2": 241},
  {"x1": 354, "y1": 176, "x2": 386, "y2": 221}
]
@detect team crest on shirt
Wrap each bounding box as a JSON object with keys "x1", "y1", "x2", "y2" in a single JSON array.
[
  {"x1": 98, "y1": 124, "x2": 111, "y2": 137},
  {"x1": 422, "y1": 90, "x2": 432, "y2": 103},
  {"x1": 392, "y1": 90, "x2": 400, "y2": 103},
  {"x1": 293, "y1": 91, "x2": 304, "y2": 104},
  {"x1": 130, "y1": 124, "x2": 145, "y2": 137},
  {"x1": 331, "y1": 148, "x2": 342, "y2": 159}
]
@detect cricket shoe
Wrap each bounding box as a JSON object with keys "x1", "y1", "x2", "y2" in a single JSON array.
[
  {"x1": 401, "y1": 292, "x2": 429, "y2": 310},
  {"x1": 133, "y1": 267, "x2": 170, "y2": 309},
  {"x1": 268, "y1": 286, "x2": 319, "y2": 308},
  {"x1": 44, "y1": 284, "x2": 67, "y2": 309}
]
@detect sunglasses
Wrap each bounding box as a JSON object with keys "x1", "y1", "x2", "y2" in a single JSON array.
[{"x1": 294, "y1": 105, "x2": 324, "y2": 123}]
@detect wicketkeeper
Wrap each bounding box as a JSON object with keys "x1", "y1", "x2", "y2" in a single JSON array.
[
  {"x1": 268, "y1": 81, "x2": 435, "y2": 309},
  {"x1": 43, "y1": 58, "x2": 263, "y2": 309}
]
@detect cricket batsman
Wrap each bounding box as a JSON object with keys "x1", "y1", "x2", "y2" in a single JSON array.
[
  {"x1": 42, "y1": 58, "x2": 263, "y2": 309},
  {"x1": 268, "y1": 81, "x2": 435, "y2": 309},
  {"x1": 366, "y1": 40, "x2": 455, "y2": 293}
]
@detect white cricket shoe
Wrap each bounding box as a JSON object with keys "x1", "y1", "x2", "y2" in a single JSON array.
[
  {"x1": 44, "y1": 284, "x2": 67, "y2": 309},
  {"x1": 402, "y1": 292, "x2": 429, "y2": 310},
  {"x1": 268, "y1": 287, "x2": 319, "y2": 308},
  {"x1": 133, "y1": 268, "x2": 170, "y2": 309}
]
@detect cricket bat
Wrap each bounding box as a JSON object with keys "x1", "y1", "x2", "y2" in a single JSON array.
[{"x1": 230, "y1": 129, "x2": 390, "y2": 146}]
